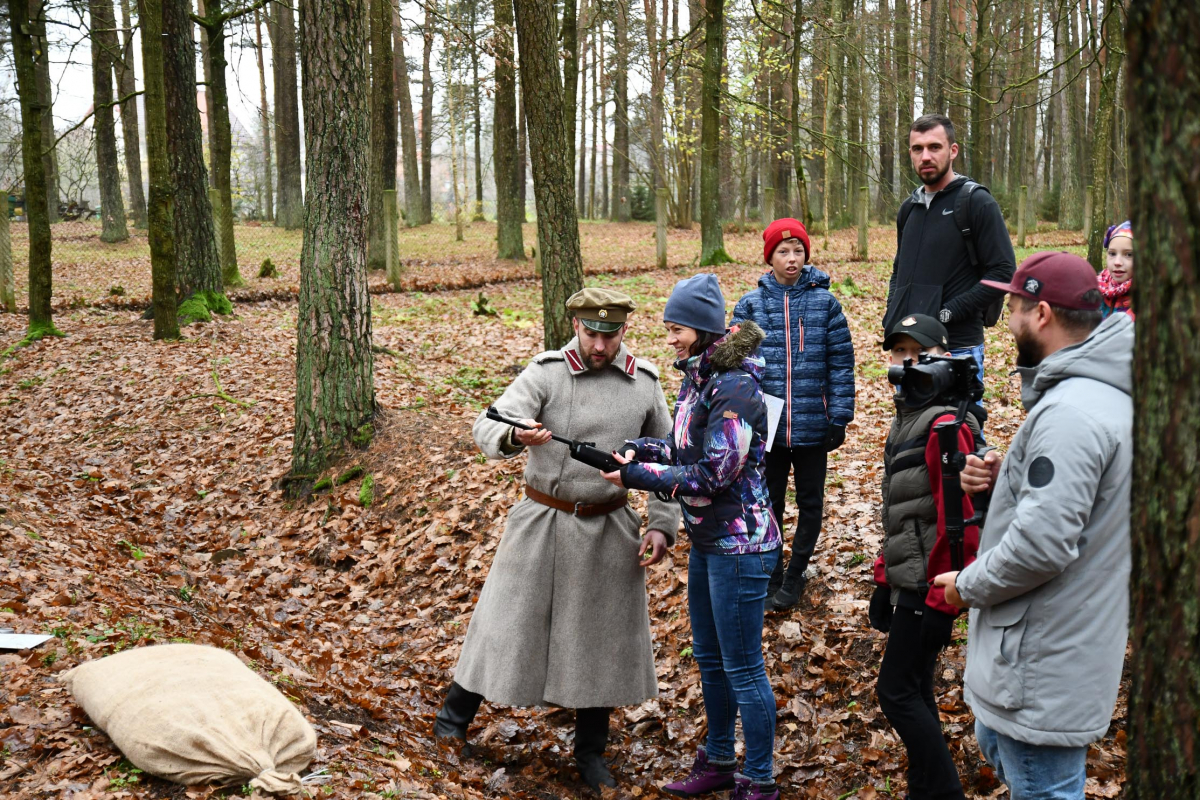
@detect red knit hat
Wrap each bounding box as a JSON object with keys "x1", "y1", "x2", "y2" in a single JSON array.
[{"x1": 763, "y1": 218, "x2": 810, "y2": 265}]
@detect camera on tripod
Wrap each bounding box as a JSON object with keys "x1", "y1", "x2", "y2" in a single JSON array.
[{"x1": 887, "y1": 353, "x2": 982, "y2": 409}]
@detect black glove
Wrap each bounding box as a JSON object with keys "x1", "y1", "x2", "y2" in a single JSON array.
[
  {"x1": 868, "y1": 585, "x2": 893, "y2": 633},
  {"x1": 920, "y1": 608, "x2": 958, "y2": 651},
  {"x1": 824, "y1": 424, "x2": 846, "y2": 453}
]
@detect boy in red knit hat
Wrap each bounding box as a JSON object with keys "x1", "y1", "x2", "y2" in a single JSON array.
[{"x1": 731, "y1": 218, "x2": 856, "y2": 610}]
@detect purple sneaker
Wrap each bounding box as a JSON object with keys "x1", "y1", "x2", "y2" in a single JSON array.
[
  {"x1": 660, "y1": 747, "x2": 737, "y2": 797},
  {"x1": 732, "y1": 775, "x2": 780, "y2": 800}
]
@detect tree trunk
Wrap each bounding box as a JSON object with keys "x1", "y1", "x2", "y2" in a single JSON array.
[
  {"x1": 137, "y1": 0, "x2": 179, "y2": 338},
  {"x1": 790, "y1": 0, "x2": 812, "y2": 227},
  {"x1": 420, "y1": 0, "x2": 435, "y2": 223},
  {"x1": 518, "y1": 74, "x2": 529, "y2": 221},
  {"x1": 199, "y1": 0, "x2": 244, "y2": 287},
  {"x1": 877, "y1": 0, "x2": 894, "y2": 218},
  {"x1": 10, "y1": 0, "x2": 58, "y2": 337},
  {"x1": 394, "y1": 8, "x2": 423, "y2": 227},
  {"x1": 470, "y1": 0, "x2": 485, "y2": 220},
  {"x1": 925, "y1": 0, "x2": 941, "y2": 113},
  {"x1": 513, "y1": 0, "x2": 585, "y2": 348},
  {"x1": 494, "y1": 0, "x2": 526, "y2": 258},
  {"x1": 33, "y1": 33, "x2": 59, "y2": 220},
  {"x1": 968, "y1": 0, "x2": 991, "y2": 185},
  {"x1": 770, "y1": 25, "x2": 790, "y2": 220},
  {"x1": 589, "y1": 25, "x2": 600, "y2": 218},
  {"x1": 894, "y1": 0, "x2": 912, "y2": 187},
  {"x1": 1086, "y1": 0, "x2": 1123, "y2": 269},
  {"x1": 254, "y1": 9, "x2": 274, "y2": 221},
  {"x1": 611, "y1": 0, "x2": 630, "y2": 221},
  {"x1": 643, "y1": 0, "x2": 666, "y2": 193},
  {"x1": 367, "y1": 0, "x2": 397, "y2": 269},
  {"x1": 291, "y1": 0, "x2": 375, "y2": 483},
  {"x1": 698, "y1": 0, "x2": 730, "y2": 265},
  {"x1": 598, "y1": 39, "x2": 608, "y2": 219},
  {"x1": 1061, "y1": 0, "x2": 1085, "y2": 228},
  {"x1": 577, "y1": 18, "x2": 588, "y2": 215},
  {"x1": 90, "y1": 0, "x2": 129, "y2": 243},
  {"x1": 1125, "y1": 1, "x2": 1200, "y2": 796},
  {"x1": 562, "y1": 0, "x2": 578, "y2": 171},
  {"x1": 116, "y1": 0, "x2": 147, "y2": 228},
  {"x1": 271, "y1": 0, "x2": 304, "y2": 229},
  {"x1": 163, "y1": 0, "x2": 223, "y2": 307},
  {"x1": 447, "y1": 50, "x2": 465, "y2": 243},
  {"x1": 0, "y1": 211, "x2": 13, "y2": 313}
]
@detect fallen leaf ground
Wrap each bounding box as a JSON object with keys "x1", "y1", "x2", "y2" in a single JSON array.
[{"x1": 0, "y1": 222, "x2": 1125, "y2": 799}]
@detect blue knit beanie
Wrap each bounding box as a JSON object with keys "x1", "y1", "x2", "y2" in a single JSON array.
[{"x1": 663, "y1": 273, "x2": 726, "y2": 335}]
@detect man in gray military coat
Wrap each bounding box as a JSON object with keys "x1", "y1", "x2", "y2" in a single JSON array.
[{"x1": 433, "y1": 288, "x2": 680, "y2": 792}]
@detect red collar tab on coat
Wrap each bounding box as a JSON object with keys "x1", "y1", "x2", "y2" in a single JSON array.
[{"x1": 564, "y1": 347, "x2": 586, "y2": 373}]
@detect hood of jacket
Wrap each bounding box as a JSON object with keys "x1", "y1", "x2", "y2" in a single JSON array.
[
  {"x1": 677, "y1": 321, "x2": 766, "y2": 385},
  {"x1": 906, "y1": 173, "x2": 971, "y2": 205},
  {"x1": 757, "y1": 267, "x2": 832, "y2": 297},
  {"x1": 1017, "y1": 313, "x2": 1133, "y2": 411}
]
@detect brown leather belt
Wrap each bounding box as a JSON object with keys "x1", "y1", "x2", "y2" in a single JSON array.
[{"x1": 525, "y1": 485, "x2": 628, "y2": 517}]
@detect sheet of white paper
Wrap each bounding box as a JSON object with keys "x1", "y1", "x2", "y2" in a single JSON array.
[
  {"x1": 0, "y1": 633, "x2": 53, "y2": 650},
  {"x1": 763, "y1": 394, "x2": 785, "y2": 452}
]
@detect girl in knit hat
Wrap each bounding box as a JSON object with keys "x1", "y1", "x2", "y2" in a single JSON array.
[{"x1": 1099, "y1": 220, "x2": 1134, "y2": 319}]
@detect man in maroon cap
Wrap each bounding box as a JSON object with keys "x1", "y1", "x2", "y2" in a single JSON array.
[{"x1": 931, "y1": 251, "x2": 1134, "y2": 800}]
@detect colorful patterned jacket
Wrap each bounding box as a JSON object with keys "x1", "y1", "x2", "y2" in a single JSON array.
[{"x1": 620, "y1": 322, "x2": 782, "y2": 555}]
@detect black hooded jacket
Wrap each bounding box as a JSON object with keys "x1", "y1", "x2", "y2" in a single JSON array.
[{"x1": 883, "y1": 175, "x2": 1015, "y2": 349}]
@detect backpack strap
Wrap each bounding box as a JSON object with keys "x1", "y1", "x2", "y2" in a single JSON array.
[
  {"x1": 953, "y1": 181, "x2": 989, "y2": 272},
  {"x1": 896, "y1": 196, "x2": 915, "y2": 242}
]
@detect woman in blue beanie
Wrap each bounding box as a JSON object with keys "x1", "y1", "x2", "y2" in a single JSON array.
[{"x1": 603, "y1": 273, "x2": 783, "y2": 800}]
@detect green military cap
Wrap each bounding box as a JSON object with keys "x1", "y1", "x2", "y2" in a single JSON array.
[{"x1": 566, "y1": 287, "x2": 636, "y2": 333}]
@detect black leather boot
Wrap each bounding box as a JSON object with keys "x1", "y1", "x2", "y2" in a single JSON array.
[
  {"x1": 574, "y1": 707, "x2": 617, "y2": 792},
  {"x1": 433, "y1": 682, "x2": 483, "y2": 742}
]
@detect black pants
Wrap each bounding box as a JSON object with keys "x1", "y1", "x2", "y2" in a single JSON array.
[
  {"x1": 764, "y1": 444, "x2": 827, "y2": 586},
  {"x1": 876, "y1": 605, "x2": 966, "y2": 800}
]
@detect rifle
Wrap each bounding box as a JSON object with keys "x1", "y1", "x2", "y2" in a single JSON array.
[
  {"x1": 485, "y1": 407, "x2": 623, "y2": 473},
  {"x1": 934, "y1": 400, "x2": 990, "y2": 572}
]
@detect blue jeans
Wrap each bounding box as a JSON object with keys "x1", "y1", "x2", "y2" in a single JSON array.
[
  {"x1": 975, "y1": 720, "x2": 1087, "y2": 800},
  {"x1": 950, "y1": 343, "x2": 987, "y2": 446},
  {"x1": 949, "y1": 343, "x2": 985, "y2": 378},
  {"x1": 688, "y1": 547, "x2": 780, "y2": 783}
]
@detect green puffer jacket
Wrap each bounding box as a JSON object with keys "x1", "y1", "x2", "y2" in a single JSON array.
[{"x1": 879, "y1": 402, "x2": 980, "y2": 604}]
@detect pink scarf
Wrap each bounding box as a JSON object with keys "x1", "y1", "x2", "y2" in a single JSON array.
[{"x1": 1097, "y1": 269, "x2": 1134, "y2": 319}]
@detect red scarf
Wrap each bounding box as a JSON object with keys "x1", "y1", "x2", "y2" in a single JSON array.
[{"x1": 1097, "y1": 269, "x2": 1134, "y2": 318}]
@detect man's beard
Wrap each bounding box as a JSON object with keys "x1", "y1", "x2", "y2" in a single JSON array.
[
  {"x1": 582, "y1": 348, "x2": 618, "y2": 371},
  {"x1": 1014, "y1": 326, "x2": 1045, "y2": 368},
  {"x1": 919, "y1": 160, "x2": 950, "y2": 186}
]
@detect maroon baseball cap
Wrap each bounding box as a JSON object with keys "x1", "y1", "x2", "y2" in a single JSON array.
[{"x1": 981, "y1": 251, "x2": 1101, "y2": 310}]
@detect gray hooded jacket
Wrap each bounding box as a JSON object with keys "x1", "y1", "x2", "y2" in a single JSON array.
[{"x1": 957, "y1": 313, "x2": 1133, "y2": 747}]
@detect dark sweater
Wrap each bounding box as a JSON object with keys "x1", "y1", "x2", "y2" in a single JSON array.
[{"x1": 883, "y1": 175, "x2": 1015, "y2": 349}]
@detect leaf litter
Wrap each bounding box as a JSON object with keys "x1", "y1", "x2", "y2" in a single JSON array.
[{"x1": 0, "y1": 226, "x2": 1124, "y2": 798}]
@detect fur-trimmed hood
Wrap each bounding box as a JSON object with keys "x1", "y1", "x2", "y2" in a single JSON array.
[{"x1": 677, "y1": 320, "x2": 767, "y2": 385}]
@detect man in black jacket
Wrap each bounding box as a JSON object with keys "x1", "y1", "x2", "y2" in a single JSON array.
[{"x1": 883, "y1": 114, "x2": 1015, "y2": 391}]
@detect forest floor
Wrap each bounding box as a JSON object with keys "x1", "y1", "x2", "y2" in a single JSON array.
[{"x1": 0, "y1": 222, "x2": 1126, "y2": 800}]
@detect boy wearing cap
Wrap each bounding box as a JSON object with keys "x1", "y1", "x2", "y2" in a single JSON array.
[
  {"x1": 731, "y1": 218, "x2": 856, "y2": 610},
  {"x1": 435, "y1": 287, "x2": 681, "y2": 793},
  {"x1": 869, "y1": 313, "x2": 980, "y2": 800},
  {"x1": 932, "y1": 252, "x2": 1133, "y2": 800}
]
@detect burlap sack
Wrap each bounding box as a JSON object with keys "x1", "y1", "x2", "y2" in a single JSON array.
[{"x1": 61, "y1": 644, "x2": 317, "y2": 794}]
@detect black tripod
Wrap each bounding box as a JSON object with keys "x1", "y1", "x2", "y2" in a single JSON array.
[{"x1": 932, "y1": 400, "x2": 989, "y2": 572}]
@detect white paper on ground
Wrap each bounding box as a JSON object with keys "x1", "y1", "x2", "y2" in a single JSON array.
[
  {"x1": 763, "y1": 394, "x2": 785, "y2": 452},
  {"x1": 0, "y1": 633, "x2": 53, "y2": 650}
]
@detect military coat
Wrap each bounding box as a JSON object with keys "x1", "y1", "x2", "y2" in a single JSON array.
[{"x1": 454, "y1": 338, "x2": 680, "y2": 709}]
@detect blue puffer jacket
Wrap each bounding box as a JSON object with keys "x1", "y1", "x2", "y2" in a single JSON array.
[
  {"x1": 731, "y1": 268, "x2": 856, "y2": 448},
  {"x1": 621, "y1": 323, "x2": 781, "y2": 555}
]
